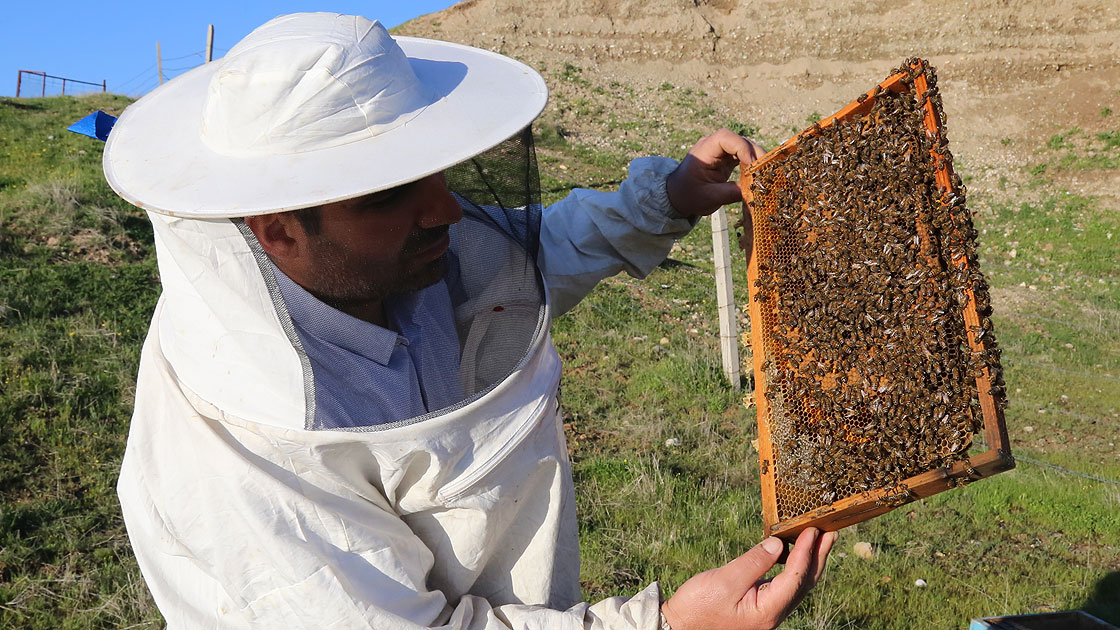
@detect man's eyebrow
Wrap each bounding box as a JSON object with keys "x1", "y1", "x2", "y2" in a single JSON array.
[
  {"x1": 363, "y1": 181, "x2": 415, "y2": 205},
  {"x1": 346, "y1": 188, "x2": 399, "y2": 212}
]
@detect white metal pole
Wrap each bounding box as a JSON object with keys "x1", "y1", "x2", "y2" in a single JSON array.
[{"x1": 711, "y1": 207, "x2": 741, "y2": 390}]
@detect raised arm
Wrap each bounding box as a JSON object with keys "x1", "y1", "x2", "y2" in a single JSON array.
[{"x1": 537, "y1": 130, "x2": 764, "y2": 315}]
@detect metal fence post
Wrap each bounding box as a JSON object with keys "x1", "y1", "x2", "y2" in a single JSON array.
[{"x1": 16, "y1": 70, "x2": 106, "y2": 98}]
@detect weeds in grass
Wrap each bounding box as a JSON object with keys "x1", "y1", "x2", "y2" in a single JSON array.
[
  {"x1": 726, "y1": 120, "x2": 761, "y2": 139},
  {"x1": 560, "y1": 63, "x2": 590, "y2": 87},
  {"x1": 1034, "y1": 127, "x2": 1120, "y2": 173},
  {"x1": 1, "y1": 82, "x2": 1119, "y2": 629}
]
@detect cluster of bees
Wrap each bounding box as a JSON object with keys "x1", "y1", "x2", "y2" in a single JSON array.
[{"x1": 746, "y1": 59, "x2": 1006, "y2": 518}]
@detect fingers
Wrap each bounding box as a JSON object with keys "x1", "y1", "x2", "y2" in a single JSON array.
[
  {"x1": 716, "y1": 129, "x2": 765, "y2": 164},
  {"x1": 757, "y1": 527, "x2": 820, "y2": 612},
  {"x1": 717, "y1": 536, "x2": 785, "y2": 594},
  {"x1": 785, "y1": 527, "x2": 822, "y2": 574},
  {"x1": 693, "y1": 129, "x2": 766, "y2": 168},
  {"x1": 714, "y1": 130, "x2": 755, "y2": 166},
  {"x1": 811, "y1": 531, "x2": 837, "y2": 582},
  {"x1": 742, "y1": 136, "x2": 766, "y2": 163},
  {"x1": 667, "y1": 129, "x2": 766, "y2": 216},
  {"x1": 713, "y1": 181, "x2": 745, "y2": 207},
  {"x1": 739, "y1": 204, "x2": 754, "y2": 263},
  {"x1": 666, "y1": 531, "x2": 830, "y2": 630}
]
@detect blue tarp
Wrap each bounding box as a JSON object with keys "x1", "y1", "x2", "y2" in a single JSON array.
[{"x1": 67, "y1": 110, "x2": 117, "y2": 142}]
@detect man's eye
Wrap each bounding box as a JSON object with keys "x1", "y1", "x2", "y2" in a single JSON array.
[
  {"x1": 364, "y1": 182, "x2": 416, "y2": 209},
  {"x1": 364, "y1": 190, "x2": 400, "y2": 209}
]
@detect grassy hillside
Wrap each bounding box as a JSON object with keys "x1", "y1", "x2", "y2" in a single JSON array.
[
  {"x1": 0, "y1": 87, "x2": 1117, "y2": 629},
  {"x1": 0, "y1": 95, "x2": 161, "y2": 627}
]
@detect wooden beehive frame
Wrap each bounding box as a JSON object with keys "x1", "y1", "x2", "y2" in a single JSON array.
[{"x1": 739, "y1": 61, "x2": 1015, "y2": 540}]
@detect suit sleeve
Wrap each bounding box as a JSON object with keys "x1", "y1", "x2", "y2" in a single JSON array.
[{"x1": 537, "y1": 156, "x2": 699, "y2": 316}]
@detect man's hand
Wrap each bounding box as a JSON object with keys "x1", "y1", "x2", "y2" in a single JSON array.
[
  {"x1": 665, "y1": 129, "x2": 766, "y2": 217},
  {"x1": 661, "y1": 527, "x2": 836, "y2": 630}
]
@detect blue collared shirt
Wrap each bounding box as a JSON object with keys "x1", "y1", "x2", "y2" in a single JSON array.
[
  {"x1": 273, "y1": 265, "x2": 464, "y2": 429},
  {"x1": 269, "y1": 156, "x2": 692, "y2": 430}
]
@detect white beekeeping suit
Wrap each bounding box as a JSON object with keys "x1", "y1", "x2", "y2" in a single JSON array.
[{"x1": 105, "y1": 13, "x2": 697, "y2": 629}]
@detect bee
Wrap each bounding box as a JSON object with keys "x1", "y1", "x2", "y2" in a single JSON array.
[
  {"x1": 946, "y1": 475, "x2": 971, "y2": 489},
  {"x1": 750, "y1": 63, "x2": 1001, "y2": 519}
]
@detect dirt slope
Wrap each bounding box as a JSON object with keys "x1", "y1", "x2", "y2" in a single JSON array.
[{"x1": 397, "y1": 0, "x2": 1120, "y2": 203}]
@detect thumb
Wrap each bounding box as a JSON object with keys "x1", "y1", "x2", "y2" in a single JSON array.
[
  {"x1": 714, "y1": 180, "x2": 746, "y2": 206},
  {"x1": 717, "y1": 537, "x2": 785, "y2": 590},
  {"x1": 691, "y1": 182, "x2": 745, "y2": 217}
]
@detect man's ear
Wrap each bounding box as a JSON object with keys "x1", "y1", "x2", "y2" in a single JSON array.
[{"x1": 244, "y1": 213, "x2": 304, "y2": 262}]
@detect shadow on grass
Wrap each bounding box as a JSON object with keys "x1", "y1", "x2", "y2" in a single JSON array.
[
  {"x1": 0, "y1": 98, "x2": 47, "y2": 110},
  {"x1": 0, "y1": 175, "x2": 24, "y2": 191},
  {"x1": 1083, "y1": 571, "x2": 1120, "y2": 625},
  {"x1": 656, "y1": 258, "x2": 700, "y2": 270},
  {"x1": 542, "y1": 178, "x2": 625, "y2": 195}
]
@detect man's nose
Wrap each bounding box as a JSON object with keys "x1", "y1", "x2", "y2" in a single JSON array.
[{"x1": 417, "y1": 173, "x2": 462, "y2": 229}]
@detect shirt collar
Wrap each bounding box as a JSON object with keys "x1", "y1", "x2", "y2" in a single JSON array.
[{"x1": 271, "y1": 263, "x2": 401, "y2": 366}]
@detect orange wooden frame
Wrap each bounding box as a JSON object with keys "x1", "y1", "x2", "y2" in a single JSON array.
[{"x1": 739, "y1": 61, "x2": 1014, "y2": 540}]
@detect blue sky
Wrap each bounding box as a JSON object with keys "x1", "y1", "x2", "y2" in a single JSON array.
[{"x1": 3, "y1": 1, "x2": 461, "y2": 97}]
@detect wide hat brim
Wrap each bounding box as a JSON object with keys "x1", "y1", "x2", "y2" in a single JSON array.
[{"x1": 103, "y1": 37, "x2": 548, "y2": 218}]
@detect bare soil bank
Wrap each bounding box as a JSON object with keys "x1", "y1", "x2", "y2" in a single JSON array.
[{"x1": 398, "y1": 0, "x2": 1119, "y2": 205}]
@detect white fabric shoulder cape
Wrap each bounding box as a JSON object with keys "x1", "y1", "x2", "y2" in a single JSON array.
[{"x1": 118, "y1": 156, "x2": 695, "y2": 629}]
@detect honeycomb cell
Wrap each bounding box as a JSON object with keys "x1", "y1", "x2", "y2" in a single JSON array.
[{"x1": 742, "y1": 60, "x2": 1005, "y2": 524}]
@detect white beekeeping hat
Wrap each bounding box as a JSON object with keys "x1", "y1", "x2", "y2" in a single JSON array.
[{"x1": 104, "y1": 12, "x2": 548, "y2": 218}]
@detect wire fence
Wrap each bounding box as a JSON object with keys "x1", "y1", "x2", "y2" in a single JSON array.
[
  {"x1": 972, "y1": 437, "x2": 1120, "y2": 488},
  {"x1": 18, "y1": 44, "x2": 232, "y2": 98},
  {"x1": 15, "y1": 70, "x2": 105, "y2": 98},
  {"x1": 1005, "y1": 358, "x2": 1120, "y2": 383},
  {"x1": 1008, "y1": 397, "x2": 1120, "y2": 431},
  {"x1": 132, "y1": 49, "x2": 208, "y2": 96},
  {"x1": 114, "y1": 63, "x2": 158, "y2": 95},
  {"x1": 1008, "y1": 311, "x2": 1116, "y2": 334},
  {"x1": 1012, "y1": 453, "x2": 1120, "y2": 487},
  {"x1": 121, "y1": 45, "x2": 230, "y2": 95}
]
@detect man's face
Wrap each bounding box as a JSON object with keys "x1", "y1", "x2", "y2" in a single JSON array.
[{"x1": 297, "y1": 172, "x2": 463, "y2": 309}]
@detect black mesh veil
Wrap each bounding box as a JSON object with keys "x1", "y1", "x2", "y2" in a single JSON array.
[
  {"x1": 245, "y1": 127, "x2": 550, "y2": 431},
  {"x1": 444, "y1": 126, "x2": 542, "y2": 262},
  {"x1": 432, "y1": 125, "x2": 548, "y2": 415}
]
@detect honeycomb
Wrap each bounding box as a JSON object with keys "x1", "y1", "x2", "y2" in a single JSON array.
[{"x1": 740, "y1": 60, "x2": 1006, "y2": 524}]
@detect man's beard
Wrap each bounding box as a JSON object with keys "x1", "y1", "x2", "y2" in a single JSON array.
[{"x1": 305, "y1": 226, "x2": 450, "y2": 311}]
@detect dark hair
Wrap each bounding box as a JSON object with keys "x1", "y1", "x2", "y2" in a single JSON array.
[{"x1": 290, "y1": 205, "x2": 322, "y2": 235}]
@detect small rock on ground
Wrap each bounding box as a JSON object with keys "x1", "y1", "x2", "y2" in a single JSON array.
[{"x1": 853, "y1": 541, "x2": 874, "y2": 560}]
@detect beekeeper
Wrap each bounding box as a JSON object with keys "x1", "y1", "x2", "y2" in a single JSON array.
[{"x1": 104, "y1": 12, "x2": 834, "y2": 630}]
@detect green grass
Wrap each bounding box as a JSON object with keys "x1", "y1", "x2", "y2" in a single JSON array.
[
  {"x1": 0, "y1": 95, "x2": 161, "y2": 628},
  {"x1": 559, "y1": 62, "x2": 591, "y2": 88},
  {"x1": 1033, "y1": 127, "x2": 1120, "y2": 173},
  {"x1": 1, "y1": 83, "x2": 1119, "y2": 630},
  {"x1": 545, "y1": 100, "x2": 1120, "y2": 628},
  {"x1": 553, "y1": 214, "x2": 1120, "y2": 629}
]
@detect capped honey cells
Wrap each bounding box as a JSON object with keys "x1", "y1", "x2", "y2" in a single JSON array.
[{"x1": 740, "y1": 59, "x2": 1007, "y2": 524}]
